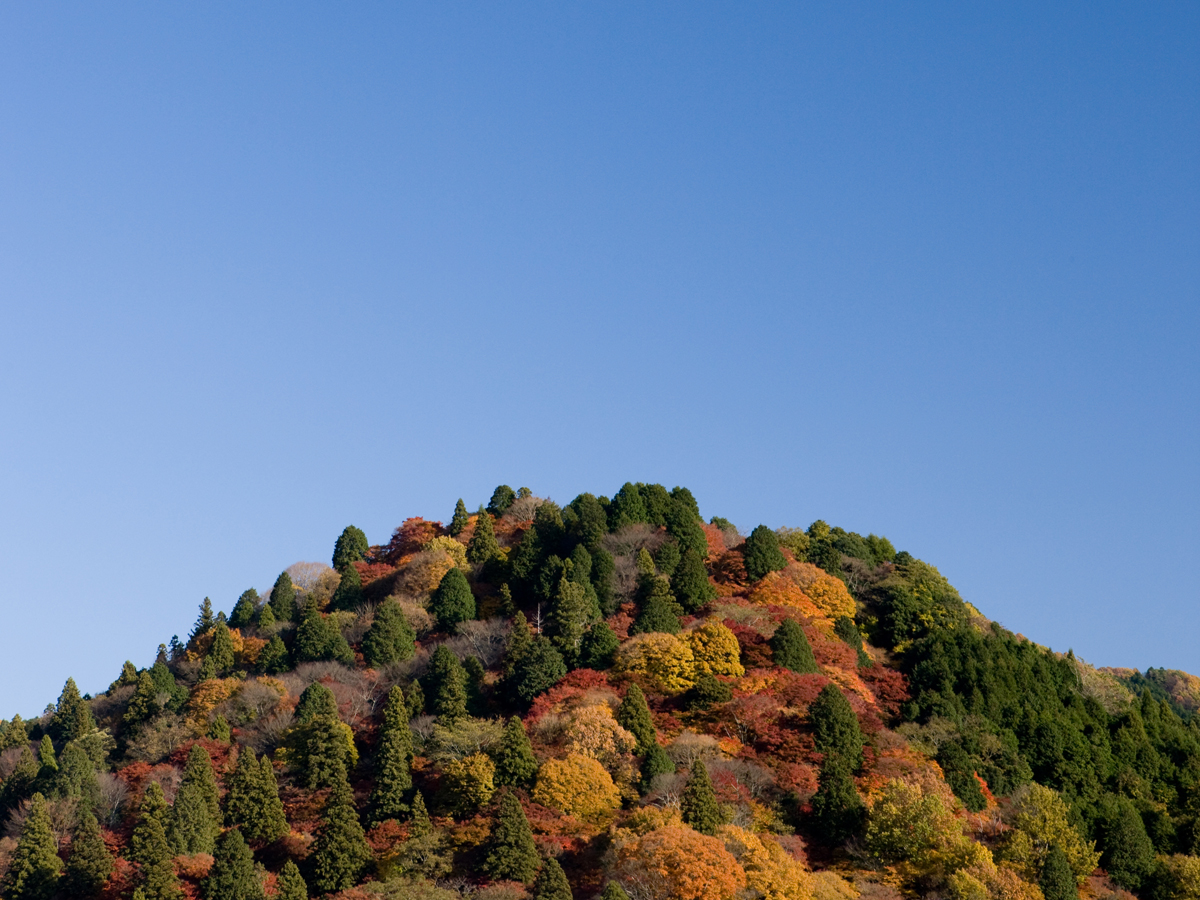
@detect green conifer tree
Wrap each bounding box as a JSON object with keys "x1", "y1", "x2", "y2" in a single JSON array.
[
  {"x1": 639, "y1": 742, "x2": 675, "y2": 793},
  {"x1": 409, "y1": 790, "x2": 432, "y2": 836},
  {"x1": 1099, "y1": 795, "x2": 1156, "y2": 889},
  {"x1": 771, "y1": 620, "x2": 819, "y2": 674},
  {"x1": 671, "y1": 548, "x2": 716, "y2": 613},
  {"x1": 488, "y1": 485, "x2": 517, "y2": 517},
  {"x1": 225, "y1": 747, "x2": 259, "y2": 834},
  {"x1": 111, "y1": 660, "x2": 140, "y2": 692},
  {"x1": 635, "y1": 548, "x2": 655, "y2": 577},
  {"x1": 207, "y1": 621, "x2": 236, "y2": 675},
  {"x1": 1, "y1": 714, "x2": 28, "y2": 750},
  {"x1": 0, "y1": 747, "x2": 37, "y2": 812},
  {"x1": 449, "y1": 499, "x2": 470, "y2": 536},
  {"x1": 425, "y1": 646, "x2": 468, "y2": 724},
  {"x1": 684, "y1": 672, "x2": 733, "y2": 710},
  {"x1": 464, "y1": 655, "x2": 487, "y2": 716},
  {"x1": 168, "y1": 744, "x2": 221, "y2": 855},
  {"x1": 630, "y1": 577, "x2": 681, "y2": 635},
  {"x1": 1040, "y1": 844, "x2": 1079, "y2": 900},
  {"x1": 617, "y1": 684, "x2": 656, "y2": 754},
  {"x1": 494, "y1": 717, "x2": 538, "y2": 788},
  {"x1": 207, "y1": 714, "x2": 232, "y2": 743},
  {"x1": 483, "y1": 790, "x2": 541, "y2": 884},
  {"x1": 129, "y1": 782, "x2": 168, "y2": 866},
  {"x1": 329, "y1": 563, "x2": 363, "y2": 612},
  {"x1": 255, "y1": 602, "x2": 277, "y2": 630},
  {"x1": 467, "y1": 508, "x2": 500, "y2": 564},
  {"x1": 124, "y1": 671, "x2": 160, "y2": 732},
  {"x1": 257, "y1": 634, "x2": 288, "y2": 674},
  {"x1": 269, "y1": 572, "x2": 297, "y2": 622},
  {"x1": 229, "y1": 588, "x2": 259, "y2": 629},
  {"x1": 405, "y1": 681, "x2": 426, "y2": 719},
  {"x1": 310, "y1": 773, "x2": 371, "y2": 894},
  {"x1": 532, "y1": 857, "x2": 573, "y2": 900},
  {"x1": 50, "y1": 677, "x2": 95, "y2": 745},
  {"x1": 332, "y1": 525, "x2": 369, "y2": 571},
  {"x1": 254, "y1": 755, "x2": 288, "y2": 842},
  {"x1": 548, "y1": 566, "x2": 591, "y2": 665},
  {"x1": 293, "y1": 607, "x2": 354, "y2": 665},
  {"x1": 680, "y1": 759, "x2": 722, "y2": 835},
  {"x1": 599, "y1": 882, "x2": 631, "y2": 900},
  {"x1": 369, "y1": 687, "x2": 414, "y2": 823},
  {"x1": 293, "y1": 683, "x2": 351, "y2": 790},
  {"x1": 653, "y1": 540, "x2": 681, "y2": 577},
  {"x1": 743, "y1": 525, "x2": 788, "y2": 581},
  {"x1": 429, "y1": 567, "x2": 476, "y2": 632},
  {"x1": 54, "y1": 743, "x2": 99, "y2": 807},
  {"x1": 131, "y1": 784, "x2": 182, "y2": 900},
  {"x1": 498, "y1": 583, "x2": 516, "y2": 616},
  {"x1": 64, "y1": 808, "x2": 112, "y2": 897},
  {"x1": 591, "y1": 547, "x2": 617, "y2": 616},
  {"x1": 202, "y1": 829, "x2": 263, "y2": 900},
  {"x1": 512, "y1": 637, "x2": 567, "y2": 705},
  {"x1": 191, "y1": 598, "x2": 216, "y2": 641},
  {"x1": 274, "y1": 861, "x2": 308, "y2": 900},
  {"x1": 2, "y1": 793, "x2": 61, "y2": 900},
  {"x1": 35, "y1": 736, "x2": 57, "y2": 785},
  {"x1": 578, "y1": 622, "x2": 620, "y2": 670},
  {"x1": 503, "y1": 612, "x2": 533, "y2": 679},
  {"x1": 810, "y1": 758, "x2": 864, "y2": 844},
  {"x1": 361, "y1": 600, "x2": 416, "y2": 669},
  {"x1": 809, "y1": 683, "x2": 865, "y2": 771}
]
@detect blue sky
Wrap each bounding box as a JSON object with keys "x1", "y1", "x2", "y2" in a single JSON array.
[{"x1": 0, "y1": 3, "x2": 1195, "y2": 715}]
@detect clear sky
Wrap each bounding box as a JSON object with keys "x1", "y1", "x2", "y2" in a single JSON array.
[{"x1": 0, "y1": 3, "x2": 1196, "y2": 716}]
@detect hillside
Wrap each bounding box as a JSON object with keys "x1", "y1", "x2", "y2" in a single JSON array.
[{"x1": 1, "y1": 482, "x2": 1197, "y2": 900}]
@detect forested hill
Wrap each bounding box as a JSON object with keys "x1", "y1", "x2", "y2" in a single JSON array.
[{"x1": 1, "y1": 482, "x2": 1198, "y2": 900}]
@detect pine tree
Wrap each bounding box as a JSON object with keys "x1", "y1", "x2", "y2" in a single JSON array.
[
  {"x1": 498, "y1": 583, "x2": 516, "y2": 616},
  {"x1": 671, "y1": 548, "x2": 716, "y2": 613},
  {"x1": 202, "y1": 828, "x2": 263, "y2": 900},
  {"x1": 208, "y1": 621, "x2": 236, "y2": 675},
  {"x1": 329, "y1": 563, "x2": 363, "y2": 612},
  {"x1": 131, "y1": 784, "x2": 182, "y2": 900},
  {"x1": 225, "y1": 747, "x2": 259, "y2": 834},
  {"x1": 579, "y1": 622, "x2": 620, "y2": 670},
  {"x1": 409, "y1": 790, "x2": 432, "y2": 836},
  {"x1": 600, "y1": 881, "x2": 631, "y2": 900},
  {"x1": 50, "y1": 677, "x2": 95, "y2": 745},
  {"x1": 123, "y1": 671, "x2": 160, "y2": 731},
  {"x1": 191, "y1": 598, "x2": 217, "y2": 641},
  {"x1": 1, "y1": 713, "x2": 28, "y2": 750},
  {"x1": 512, "y1": 636, "x2": 567, "y2": 705},
  {"x1": 227, "y1": 748, "x2": 286, "y2": 844},
  {"x1": 503, "y1": 612, "x2": 533, "y2": 679},
  {"x1": 229, "y1": 588, "x2": 259, "y2": 629},
  {"x1": 332, "y1": 525, "x2": 369, "y2": 571},
  {"x1": 269, "y1": 572, "x2": 297, "y2": 622},
  {"x1": 810, "y1": 758, "x2": 864, "y2": 844},
  {"x1": 64, "y1": 808, "x2": 112, "y2": 896},
  {"x1": 0, "y1": 747, "x2": 37, "y2": 812},
  {"x1": 369, "y1": 687, "x2": 413, "y2": 823},
  {"x1": 207, "y1": 714, "x2": 232, "y2": 743},
  {"x1": 257, "y1": 634, "x2": 288, "y2": 674},
  {"x1": 771, "y1": 620, "x2": 819, "y2": 674},
  {"x1": 425, "y1": 646, "x2": 468, "y2": 724},
  {"x1": 2, "y1": 793, "x2": 61, "y2": 900},
  {"x1": 639, "y1": 741, "x2": 675, "y2": 793},
  {"x1": 168, "y1": 744, "x2": 222, "y2": 855},
  {"x1": 274, "y1": 861, "x2": 308, "y2": 900},
  {"x1": 809, "y1": 683, "x2": 864, "y2": 771},
  {"x1": 429, "y1": 567, "x2": 476, "y2": 632},
  {"x1": 449, "y1": 499, "x2": 470, "y2": 536},
  {"x1": 488, "y1": 485, "x2": 517, "y2": 516},
  {"x1": 310, "y1": 772, "x2": 371, "y2": 894},
  {"x1": 532, "y1": 857, "x2": 573, "y2": 900},
  {"x1": 483, "y1": 790, "x2": 541, "y2": 883},
  {"x1": 130, "y1": 782, "x2": 168, "y2": 866},
  {"x1": 467, "y1": 508, "x2": 500, "y2": 564},
  {"x1": 494, "y1": 717, "x2": 538, "y2": 788},
  {"x1": 255, "y1": 602, "x2": 277, "y2": 630},
  {"x1": 630, "y1": 577, "x2": 681, "y2": 635},
  {"x1": 1040, "y1": 844, "x2": 1079, "y2": 900},
  {"x1": 361, "y1": 600, "x2": 416, "y2": 668},
  {"x1": 617, "y1": 685, "x2": 657, "y2": 754},
  {"x1": 680, "y1": 759, "x2": 722, "y2": 835},
  {"x1": 548, "y1": 567, "x2": 591, "y2": 664},
  {"x1": 743, "y1": 525, "x2": 788, "y2": 581}
]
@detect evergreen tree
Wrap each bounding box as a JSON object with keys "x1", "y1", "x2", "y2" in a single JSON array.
[
  {"x1": 35, "y1": 736, "x2": 57, "y2": 785},
  {"x1": 809, "y1": 683, "x2": 865, "y2": 771},
  {"x1": 191, "y1": 598, "x2": 217, "y2": 641},
  {"x1": 64, "y1": 808, "x2": 112, "y2": 897},
  {"x1": 1040, "y1": 844, "x2": 1079, "y2": 900},
  {"x1": 680, "y1": 760, "x2": 722, "y2": 835},
  {"x1": 168, "y1": 744, "x2": 222, "y2": 855},
  {"x1": 329, "y1": 563, "x2": 363, "y2": 612},
  {"x1": 532, "y1": 857, "x2": 572, "y2": 900},
  {"x1": 293, "y1": 684, "x2": 351, "y2": 790},
  {"x1": 130, "y1": 782, "x2": 169, "y2": 866},
  {"x1": 362, "y1": 600, "x2": 416, "y2": 669},
  {"x1": 274, "y1": 861, "x2": 308, "y2": 900},
  {"x1": 124, "y1": 672, "x2": 159, "y2": 733},
  {"x1": 608, "y1": 482, "x2": 649, "y2": 530},
  {"x1": 771, "y1": 620, "x2": 819, "y2": 674},
  {"x1": 631, "y1": 577, "x2": 681, "y2": 635},
  {"x1": 293, "y1": 607, "x2": 354, "y2": 665},
  {"x1": 467, "y1": 508, "x2": 500, "y2": 564},
  {"x1": 483, "y1": 790, "x2": 541, "y2": 884},
  {"x1": 225, "y1": 747, "x2": 259, "y2": 835},
  {"x1": 1098, "y1": 795, "x2": 1156, "y2": 889},
  {"x1": 579, "y1": 622, "x2": 619, "y2": 670},
  {"x1": 1, "y1": 793, "x2": 61, "y2": 900},
  {"x1": 617, "y1": 684, "x2": 656, "y2": 754},
  {"x1": 149, "y1": 659, "x2": 187, "y2": 712},
  {"x1": 54, "y1": 742, "x2": 99, "y2": 807},
  {"x1": 254, "y1": 755, "x2": 288, "y2": 842},
  {"x1": 50, "y1": 677, "x2": 95, "y2": 745},
  {"x1": 512, "y1": 636, "x2": 567, "y2": 705},
  {"x1": 310, "y1": 773, "x2": 371, "y2": 894},
  {"x1": 429, "y1": 567, "x2": 475, "y2": 632},
  {"x1": 207, "y1": 714, "x2": 232, "y2": 743},
  {"x1": 591, "y1": 547, "x2": 617, "y2": 616},
  {"x1": 369, "y1": 687, "x2": 414, "y2": 823},
  {"x1": 1, "y1": 713, "x2": 28, "y2": 750},
  {"x1": 834, "y1": 616, "x2": 871, "y2": 667},
  {"x1": 548, "y1": 567, "x2": 592, "y2": 664},
  {"x1": 0, "y1": 748, "x2": 37, "y2": 812},
  {"x1": 255, "y1": 602, "x2": 277, "y2": 630},
  {"x1": 743, "y1": 525, "x2": 788, "y2": 581},
  {"x1": 464, "y1": 656, "x2": 487, "y2": 716},
  {"x1": 639, "y1": 742, "x2": 675, "y2": 793},
  {"x1": 111, "y1": 660, "x2": 140, "y2": 692},
  {"x1": 810, "y1": 758, "x2": 864, "y2": 844},
  {"x1": 664, "y1": 496, "x2": 709, "y2": 559},
  {"x1": 229, "y1": 588, "x2": 259, "y2": 629},
  {"x1": 498, "y1": 583, "x2": 516, "y2": 616},
  {"x1": 425, "y1": 646, "x2": 468, "y2": 724},
  {"x1": 410, "y1": 790, "x2": 432, "y2": 836},
  {"x1": 653, "y1": 540, "x2": 681, "y2": 577},
  {"x1": 448, "y1": 498, "x2": 471, "y2": 536},
  {"x1": 635, "y1": 548, "x2": 655, "y2": 577},
  {"x1": 207, "y1": 620, "x2": 236, "y2": 675},
  {"x1": 257, "y1": 635, "x2": 289, "y2": 674},
  {"x1": 599, "y1": 882, "x2": 631, "y2": 900},
  {"x1": 135, "y1": 811, "x2": 183, "y2": 900},
  {"x1": 405, "y1": 681, "x2": 426, "y2": 719},
  {"x1": 227, "y1": 750, "x2": 287, "y2": 845},
  {"x1": 684, "y1": 672, "x2": 733, "y2": 710},
  {"x1": 494, "y1": 717, "x2": 538, "y2": 789},
  {"x1": 503, "y1": 612, "x2": 533, "y2": 679},
  {"x1": 488, "y1": 485, "x2": 517, "y2": 517},
  {"x1": 671, "y1": 548, "x2": 716, "y2": 613},
  {"x1": 202, "y1": 828, "x2": 263, "y2": 900},
  {"x1": 332, "y1": 525, "x2": 369, "y2": 571},
  {"x1": 269, "y1": 572, "x2": 297, "y2": 622}
]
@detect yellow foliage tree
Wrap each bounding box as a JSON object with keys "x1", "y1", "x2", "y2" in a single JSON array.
[
  {"x1": 947, "y1": 861, "x2": 1044, "y2": 900},
  {"x1": 1000, "y1": 784, "x2": 1099, "y2": 885},
  {"x1": 396, "y1": 548, "x2": 457, "y2": 596},
  {"x1": 614, "y1": 633, "x2": 696, "y2": 695},
  {"x1": 687, "y1": 620, "x2": 745, "y2": 679},
  {"x1": 422, "y1": 536, "x2": 469, "y2": 571},
  {"x1": 790, "y1": 563, "x2": 856, "y2": 620},
  {"x1": 186, "y1": 678, "x2": 241, "y2": 728},
  {"x1": 439, "y1": 752, "x2": 495, "y2": 815},
  {"x1": 532, "y1": 753, "x2": 621, "y2": 819},
  {"x1": 563, "y1": 703, "x2": 636, "y2": 772},
  {"x1": 720, "y1": 825, "x2": 812, "y2": 900},
  {"x1": 615, "y1": 824, "x2": 745, "y2": 900},
  {"x1": 1155, "y1": 854, "x2": 1200, "y2": 900}
]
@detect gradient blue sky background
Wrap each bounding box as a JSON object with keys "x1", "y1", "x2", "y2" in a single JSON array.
[{"x1": 1, "y1": 3, "x2": 1196, "y2": 715}]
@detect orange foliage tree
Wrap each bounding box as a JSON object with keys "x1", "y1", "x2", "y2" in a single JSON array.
[
  {"x1": 532, "y1": 753, "x2": 621, "y2": 819},
  {"x1": 615, "y1": 824, "x2": 745, "y2": 900}
]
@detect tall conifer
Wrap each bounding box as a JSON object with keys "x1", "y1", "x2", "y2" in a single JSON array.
[
  {"x1": 467, "y1": 508, "x2": 500, "y2": 564},
  {"x1": 429, "y1": 568, "x2": 475, "y2": 631},
  {"x1": 483, "y1": 790, "x2": 541, "y2": 884},
  {"x1": 65, "y1": 808, "x2": 112, "y2": 896},
  {"x1": 680, "y1": 759, "x2": 722, "y2": 835},
  {"x1": 771, "y1": 619, "x2": 819, "y2": 674},
  {"x1": 269, "y1": 572, "x2": 296, "y2": 622},
  {"x1": 168, "y1": 744, "x2": 221, "y2": 855},
  {"x1": 2, "y1": 793, "x2": 61, "y2": 900},
  {"x1": 532, "y1": 857, "x2": 573, "y2": 900},
  {"x1": 274, "y1": 861, "x2": 308, "y2": 900},
  {"x1": 229, "y1": 588, "x2": 259, "y2": 629},
  {"x1": 449, "y1": 499, "x2": 470, "y2": 536},
  {"x1": 369, "y1": 687, "x2": 413, "y2": 823},
  {"x1": 202, "y1": 829, "x2": 263, "y2": 900},
  {"x1": 494, "y1": 716, "x2": 538, "y2": 788},
  {"x1": 616, "y1": 685, "x2": 656, "y2": 754},
  {"x1": 425, "y1": 646, "x2": 468, "y2": 724},
  {"x1": 310, "y1": 773, "x2": 371, "y2": 894},
  {"x1": 361, "y1": 600, "x2": 416, "y2": 668}
]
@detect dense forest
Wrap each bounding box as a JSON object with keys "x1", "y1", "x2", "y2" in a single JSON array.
[{"x1": 1, "y1": 482, "x2": 1197, "y2": 900}]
